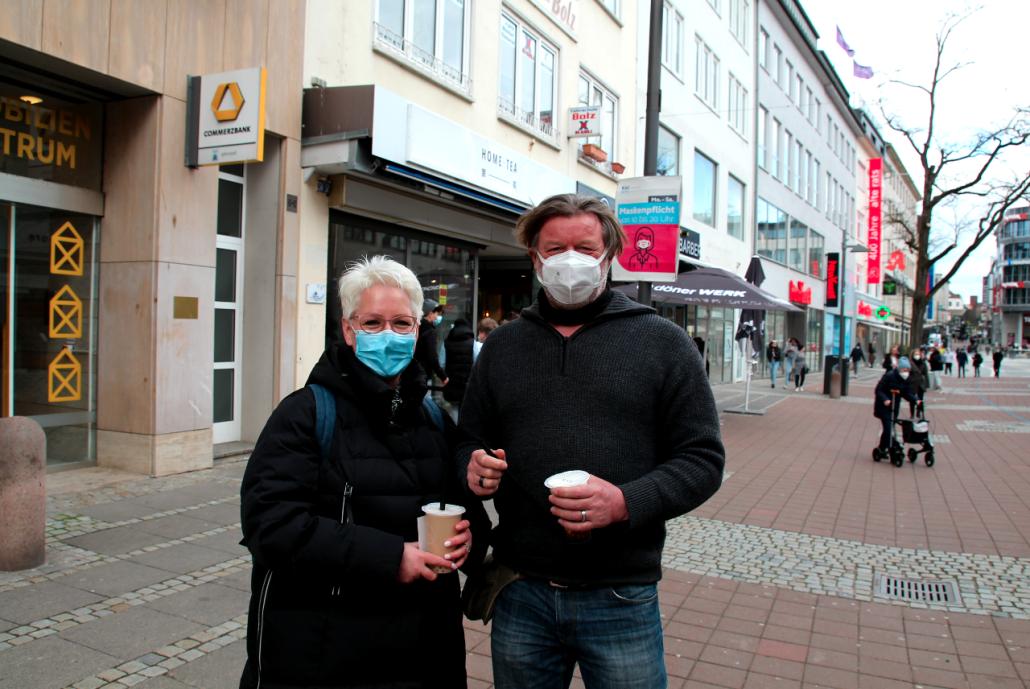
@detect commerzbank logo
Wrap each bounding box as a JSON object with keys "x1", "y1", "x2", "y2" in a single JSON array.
[{"x1": 211, "y1": 82, "x2": 245, "y2": 122}]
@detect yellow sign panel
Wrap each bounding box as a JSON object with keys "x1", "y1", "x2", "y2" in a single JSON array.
[
  {"x1": 51, "y1": 221, "x2": 84, "y2": 276},
  {"x1": 211, "y1": 82, "x2": 245, "y2": 122},
  {"x1": 48, "y1": 347, "x2": 81, "y2": 403},
  {"x1": 49, "y1": 284, "x2": 83, "y2": 338}
]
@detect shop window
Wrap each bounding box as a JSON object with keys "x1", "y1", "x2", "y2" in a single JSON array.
[
  {"x1": 577, "y1": 72, "x2": 618, "y2": 172},
  {"x1": 374, "y1": 0, "x2": 471, "y2": 95},
  {"x1": 693, "y1": 150, "x2": 717, "y2": 227},
  {"x1": 499, "y1": 13, "x2": 558, "y2": 140},
  {"x1": 657, "y1": 126, "x2": 679, "y2": 176},
  {"x1": 756, "y1": 197, "x2": 787, "y2": 265}
]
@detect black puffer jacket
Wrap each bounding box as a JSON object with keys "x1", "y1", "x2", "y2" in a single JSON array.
[
  {"x1": 239, "y1": 345, "x2": 489, "y2": 689},
  {"x1": 443, "y1": 319, "x2": 475, "y2": 404}
]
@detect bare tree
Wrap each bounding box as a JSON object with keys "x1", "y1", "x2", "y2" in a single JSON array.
[{"x1": 880, "y1": 14, "x2": 1030, "y2": 348}]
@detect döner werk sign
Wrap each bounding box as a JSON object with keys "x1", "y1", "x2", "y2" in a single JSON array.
[{"x1": 186, "y1": 67, "x2": 266, "y2": 167}]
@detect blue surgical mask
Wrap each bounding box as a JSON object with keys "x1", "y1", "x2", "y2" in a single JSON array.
[
  {"x1": 433, "y1": 315, "x2": 443, "y2": 326},
  {"x1": 354, "y1": 330, "x2": 416, "y2": 378}
]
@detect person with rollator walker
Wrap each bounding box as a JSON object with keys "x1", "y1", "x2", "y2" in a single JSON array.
[{"x1": 872, "y1": 356, "x2": 921, "y2": 467}]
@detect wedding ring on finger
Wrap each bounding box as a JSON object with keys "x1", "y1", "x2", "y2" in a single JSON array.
[
  {"x1": 580, "y1": 510, "x2": 587, "y2": 523},
  {"x1": 478, "y1": 476, "x2": 485, "y2": 488}
]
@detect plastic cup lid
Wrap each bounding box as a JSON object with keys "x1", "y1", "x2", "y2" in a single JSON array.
[
  {"x1": 544, "y1": 470, "x2": 590, "y2": 489},
  {"x1": 421, "y1": 503, "x2": 465, "y2": 517}
]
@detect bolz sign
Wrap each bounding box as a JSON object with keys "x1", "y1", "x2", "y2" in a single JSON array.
[
  {"x1": 867, "y1": 158, "x2": 883, "y2": 284},
  {"x1": 567, "y1": 106, "x2": 600, "y2": 139},
  {"x1": 825, "y1": 252, "x2": 840, "y2": 308}
]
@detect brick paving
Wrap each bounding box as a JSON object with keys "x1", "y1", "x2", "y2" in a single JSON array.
[{"x1": 0, "y1": 359, "x2": 1027, "y2": 688}]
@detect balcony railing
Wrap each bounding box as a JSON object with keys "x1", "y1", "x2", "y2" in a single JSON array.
[
  {"x1": 496, "y1": 98, "x2": 559, "y2": 141},
  {"x1": 374, "y1": 23, "x2": 472, "y2": 95}
]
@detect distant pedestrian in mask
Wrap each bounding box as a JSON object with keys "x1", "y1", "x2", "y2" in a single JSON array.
[
  {"x1": 458, "y1": 193, "x2": 725, "y2": 689},
  {"x1": 415, "y1": 299, "x2": 448, "y2": 389}
]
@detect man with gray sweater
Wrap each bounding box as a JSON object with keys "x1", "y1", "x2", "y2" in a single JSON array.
[{"x1": 458, "y1": 193, "x2": 725, "y2": 689}]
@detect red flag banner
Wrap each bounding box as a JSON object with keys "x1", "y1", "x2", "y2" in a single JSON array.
[{"x1": 867, "y1": 158, "x2": 883, "y2": 285}]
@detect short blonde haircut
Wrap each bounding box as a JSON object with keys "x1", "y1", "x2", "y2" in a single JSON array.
[{"x1": 337, "y1": 255, "x2": 423, "y2": 319}]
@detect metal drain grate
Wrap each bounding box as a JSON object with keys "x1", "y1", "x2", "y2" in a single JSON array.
[{"x1": 876, "y1": 574, "x2": 961, "y2": 605}]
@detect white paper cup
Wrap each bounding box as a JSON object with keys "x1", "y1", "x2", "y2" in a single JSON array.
[
  {"x1": 420, "y1": 503, "x2": 465, "y2": 573},
  {"x1": 544, "y1": 470, "x2": 590, "y2": 490}
]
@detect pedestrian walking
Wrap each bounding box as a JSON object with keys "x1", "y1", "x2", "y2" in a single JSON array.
[
  {"x1": 766, "y1": 339, "x2": 783, "y2": 388},
  {"x1": 909, "y1": 348, "x2": 929, "y2": 416},
  {"x1": 867, "y1": 341, "x2": 877, "y2": 368},
  {"x1": 928, "y1": 346, "x2": 944, "y2": 391},
  {"x1": 786, "y1": 338, "x2": 807, "y2": 391},
  {"x1": 993, "y1": 347, "x2": 1004, "y2": 377},
  {"x1": 473, "y1": 316, "x2": 499, "y2": 362},
  {"x1": 872, "y1": 357, "x2": 920, "y2": 460},
  {"x1": 443, "y1": 317, "x2": 476, "y2": 416},
  {"x1": 956, "y1": 348, "x2": 968, "y2": 377},
  {"x1": 693, "y1": 336, "x2": 710, "y2": 378},
  {"x1": 973, "y1": 350, "x2": 984, "y2": 377},
  {"x1": 459, "y1": 193, "x2": 725, "y2": 689},
  {"x1": 239, "y1": 256, "x2": 490, "y2": 689},
  {"x1": 849, "y1": 343, "x2": 865, "y2": 375},
  {"x1": 944, "y1": 348, "x2": 955, "y2": 375},
  {"x1": 882, "y1": 344, "x2": 901, "y2": 371},
  {"x1": 415, "y1": 299, "x2": 448, "y2": 390}
]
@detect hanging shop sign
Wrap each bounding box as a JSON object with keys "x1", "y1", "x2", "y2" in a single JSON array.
[
  {"x1": 186, "y1": 67, "x2": 267, "y2": 167},
  {"x1": 867, "y1": 157, "x2": 883, "y2": 284},
  {"x1": 0, "y1": 86, "x2": 103, "y2": 191},
  {"x1": 612, "y1": 175, "x2": 681, "y2": 282},
  {"x1": 679, "y1": 227, "x2": 701, "y2": 260},
  {"x1": 883, "y1": 277, "x2": 897, "y2": 295},
  {"x1": 789, "y1": 280, "x2": 812, "y2": 305},
  {"x1": 857, "y1": 301, "x2": 873, "y2": 318},
  {"x1": 825, "y1": 252, "x2": 840, "y2": 308},
  {"x1": 876, "y1": 305, "x2": 891, "y2": 321},
  {"x1": 567, "y1": 106, "x2": 600, "y2": 138},
  {"x1": 885, "y1": 249, "x2": 906, "y2": 271}
]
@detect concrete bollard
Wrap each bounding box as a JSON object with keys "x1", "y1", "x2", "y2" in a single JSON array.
[{"x1": 0, "y1": 417, "x2": 47, "y2": 571}]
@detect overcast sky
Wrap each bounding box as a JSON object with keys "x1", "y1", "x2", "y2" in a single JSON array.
[{"x1": 804, "y1": 0, "x2": 1030, "y2": 303}]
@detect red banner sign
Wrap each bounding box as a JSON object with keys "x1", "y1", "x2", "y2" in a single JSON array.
[
  {"x1": 857, "y1": 301, "x2": 873, "y2": 317},
  {"x1": 867, "y1": 158, "x2": 883, "y2": 284},
  {"x1": 789, "y1": 280, "x2": 812, "y2": 305},
  {"x1": 825, "y1": 253, "x2": 840, "y2": 308},
  {"x1": 885, "y1": 250, "x2": 905, "y2": 271}
]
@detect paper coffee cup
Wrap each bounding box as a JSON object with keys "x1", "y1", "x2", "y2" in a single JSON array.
[
  {"x1": 420, "y1": 503, "x2": 465, "y2": 573},
  {"x1": 544, "y1": 471, "x2": 590, "y2": 541},
  {"x1": 544, "y1": 470, "x2": 590, "y2": 490}
]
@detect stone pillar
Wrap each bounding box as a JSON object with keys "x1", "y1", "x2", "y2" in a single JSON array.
[{"x1": 0, "y1": 417, "x2": 46, "y2": 571}]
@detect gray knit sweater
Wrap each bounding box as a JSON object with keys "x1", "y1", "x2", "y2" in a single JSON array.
[{"x1": 456, "y1": 291, "x2": 725, "y2": 585}]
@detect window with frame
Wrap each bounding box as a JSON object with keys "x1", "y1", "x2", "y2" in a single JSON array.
[
  {"x1": 785, "y1": 60, "x2": 794, "y2": 95},
  {"x1": 728, "y1": 0, "x2": 749, "y2": 46},
  {"x1": 773, "y1": 119, "x2": 783, "y2": 180},
  {"x1": 662, "y1": 3, "x2": 684, "y2": 77},
  {"x1": 794, "y1": 74, "x2": 803, "y2": 109},
  {"x1": 758, "y1": 28, "x2": 769, "y2": 70},
  {"x1": 756, "y1": 197, "x2": 787, "y2": 264},
  {"x1": 806, "y1": 87, "x2": 814, "y2": 122},
  {"x1": 800, "y1": 149, "x2": 810, "y2": 200},
  {"x1": 657, "y1": 126, "x2": 679, "y2": 176},
  {"x1": 498, "y1": 13, "x2": 558, "y2": 138},
  {"x1": 811, "y1": 158, "x2": 820, "y2": 207},
  {"x1": 727, "y1": 175, "x2": 745, "y2": 240},
  {"x1": 788, "y1": 218, "x2": 807, "y2": 271},
  {"x1": 693, "y1": 150, "x2": 717, "y2": 227},
  {"x1": 727, "y1": 73, "x2": 748, "y2": 136},
  {"x1": 793, "y1": 139, "x2": 803, "y2": 193},
  {"x1": 774, "y1": 45, "x2": 783, "y2": 84},
  {"x1": 784, "y1": 130, "x2": 793, "y2": 187},
  {"x1": 808, "y1": 230, "x2": 824, "y2": 278},
  {"x1": 597, "y1": 0, "x2": 619, "y2": 17},
  {"x1": 815, "y1": 98, "x2": 822, "y2": 132},
  {"x1": 694, "y1": 36, "x2": 720, "y2": 111},
  {"x1": 375, "y1": 0, "x2": 471, "y2": 93},
  {"x1": 757, "y1": 106, "x2": 768, "y2": 169},
  {"x1": 577, "y1": 72, "x2": 618, "y2": 169}
]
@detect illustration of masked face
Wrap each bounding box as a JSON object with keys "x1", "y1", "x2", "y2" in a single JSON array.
[{"x1": 635, "y1": 227, "x2": 655, "y2": 252}]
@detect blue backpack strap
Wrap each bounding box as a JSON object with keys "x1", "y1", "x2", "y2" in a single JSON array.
[
  {"x1": 422, "y1": 393, "x2": 445, "y2": 432},
  {"x1": 309, "y1": 384, "x2": 336, "y2": 461}
]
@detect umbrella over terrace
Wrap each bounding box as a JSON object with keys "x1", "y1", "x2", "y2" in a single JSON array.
[{"x1": 615, "y1": 264, "x2": 801, "y2": 312}]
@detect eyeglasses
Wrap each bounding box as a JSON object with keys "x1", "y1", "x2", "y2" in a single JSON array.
[{"x1": 349, "y1": 315, "x2": 418, "y2": 334}]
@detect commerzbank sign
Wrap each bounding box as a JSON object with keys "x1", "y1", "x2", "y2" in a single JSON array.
[{"x1": 186, "y1": 67, "x2": 266, "y2": 167}]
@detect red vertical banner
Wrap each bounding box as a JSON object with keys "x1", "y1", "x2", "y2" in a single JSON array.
[{"x1": 867, "y1": 158, "x2": 882, "y2": 284}]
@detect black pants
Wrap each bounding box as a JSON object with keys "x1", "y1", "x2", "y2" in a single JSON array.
[
  {"x1": 878, "y1": 414, "x2": 893, "y2": 450},
  {"x1": 944, "y1": 363, "x2": 952, "y2": 374},
  {"x1": 794, "y1": 370, "x2": 806, "y2": 388}
]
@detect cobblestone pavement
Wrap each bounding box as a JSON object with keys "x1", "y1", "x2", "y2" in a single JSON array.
[{"x1": 1, "y1": 360, "x2": 1027, "y2": 688}]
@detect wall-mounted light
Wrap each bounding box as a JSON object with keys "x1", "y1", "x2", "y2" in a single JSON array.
[{"x1": 20, "y1": 95, "x2": 43, "y2": 105}]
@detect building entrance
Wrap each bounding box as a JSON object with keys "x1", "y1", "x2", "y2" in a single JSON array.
[{"x1": 1, "y1": 201, "x2": 98, "y2": 466}]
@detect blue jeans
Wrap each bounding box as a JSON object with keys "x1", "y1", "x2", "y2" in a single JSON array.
[
  {"x1": 769, "y1": 360, "x2": 780, "y2": 386},
  {"x1": 491, "y1": 578, "x2": 666, "y2": 689}
]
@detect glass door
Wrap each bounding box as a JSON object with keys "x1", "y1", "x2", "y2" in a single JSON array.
[
  {"x1": 2, "y1": 202, "x2": 99, "y2": 466},
  {"x1": 213, "y1": 166, "x2": 245, "y2": 443}
]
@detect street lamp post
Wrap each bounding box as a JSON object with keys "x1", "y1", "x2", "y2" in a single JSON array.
[{"x1": 838, "y1": 241, "x2": 868, "y2": 393}]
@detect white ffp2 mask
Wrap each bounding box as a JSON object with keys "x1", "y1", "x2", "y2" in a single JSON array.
[{"x1": 536, "y1": 250, "x2": 607, "y2": 306}]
